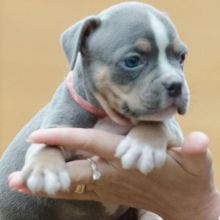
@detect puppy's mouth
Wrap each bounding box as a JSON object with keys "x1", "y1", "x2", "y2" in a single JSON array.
[
  {"x1": 108, "y1": 103, "x2": 177, "y2": 124},
  {"x1": 149, "y1": 104, "x2": 178, "y2": 121},
  {"x1": 97, "y1": 93, "x2": 188, "y2": 124},
  {"x1": 157, "y1": 102, "x2": 186, "y2": 116},
  {"x1": 116, "y1": 99, "x2": 187, "y2": 122}
]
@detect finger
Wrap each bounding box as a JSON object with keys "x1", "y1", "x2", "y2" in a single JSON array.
[
  {"x1": 8, "y1": 172, "x2": 25, "y2": 190},
  {"x1": 182, "y1": 131, "x2": 209, "y2": 155},
  {"x1": 8, "y1": 160, "x2": 94, "y2": 192},
  {"x1": 26, "y1": 187, "x2": 99, "y2": 201},
  {"x1": 67, "y1": 157, "x2": 114, "y2": 185},
  {"x1": 17, "y1": 181, "x2": 100, "y2": 201},
  {"x1": 54, "y1": 158, "x2": 113, "y2": 200},
  {"x1": 9, "y1": 158, "x2": 113, "y2": 202},
  {"x1": 11, "y1": 176, "x2": 99, "y2": 202},
  {"x1": 169, "y1": 131, "x2": 212, "y2": 176},
  {"x1": 8, "y1": 168, "x2": 96, "y2": 199},
  {"x1": 28, "y1": 128, "x2": 123, "y2": 159}
]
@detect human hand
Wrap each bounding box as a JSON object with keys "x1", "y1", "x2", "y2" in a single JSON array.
[{"x1": 8, "y1": 129, "x2": 220, "y2": 220}]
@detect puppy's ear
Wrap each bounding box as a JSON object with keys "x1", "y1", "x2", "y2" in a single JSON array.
[{"x1": 61, "y1": 16, "x2": 101, "y2": 70}]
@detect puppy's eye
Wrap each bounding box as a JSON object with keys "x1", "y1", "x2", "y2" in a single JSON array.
[
  {"x1": 123, "y1": 55, "x2": 143, "y2": 69},
  {"x1": 179, "y1": 53, "x2": 186, "y2": 65}
]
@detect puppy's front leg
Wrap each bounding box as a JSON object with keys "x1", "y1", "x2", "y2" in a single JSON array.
[
  {"x1": 116, "y1": 122, "x2": 168, "y2": 174},
  {"x1": 22, "y1": 143, "x2": 71, "y2": 195}
]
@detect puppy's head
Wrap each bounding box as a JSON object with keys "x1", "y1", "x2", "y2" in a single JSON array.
[{"x1": 61, "y1": 2, "x2": 190, "y2": 125}]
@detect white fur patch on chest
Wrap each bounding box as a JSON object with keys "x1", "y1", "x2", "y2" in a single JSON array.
[{"x1": 94, "y1": 117, "x2": 132, "y2": 135}]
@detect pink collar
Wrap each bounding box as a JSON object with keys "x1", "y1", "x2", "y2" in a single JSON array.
[{"x1": 66, "y1": 71, "x2": 107, "y2": 117}]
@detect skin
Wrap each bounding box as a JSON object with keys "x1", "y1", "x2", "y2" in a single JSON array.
[{"x1": 8, "y1": 129, "x2": 220, "y2": 220}]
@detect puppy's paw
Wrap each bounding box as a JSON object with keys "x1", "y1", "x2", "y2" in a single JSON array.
[
  {"x1": 25, "y1": 168, "x2": 71, "y2": 195},
  {"x1": 22, "y1": 145, "x2": 71, "y2": 195},
  {"x1": 116, "y1": 136, "x2": 167, "y2": 174}
]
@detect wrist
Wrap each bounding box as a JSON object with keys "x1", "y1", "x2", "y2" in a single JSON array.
[
  {"x1": 198, "y1": 191, "x2": 220, "y2": 220},
  {"x1": 160, "y1": 190, "x2": 220, "y2": 220}
]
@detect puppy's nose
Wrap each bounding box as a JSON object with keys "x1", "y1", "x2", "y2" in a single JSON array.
[{"x1": 164, "y1": 82, "x2": 182, "y2": 98}]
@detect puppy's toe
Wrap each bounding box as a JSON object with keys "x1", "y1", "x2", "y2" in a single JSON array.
[
  {"x1": 27, "y1": 174, "x2": 44, "y2": 193},
  {"x1": 59, "y1": 170, "x2": 71, "y2": 191},
  {"x1": 115, "y1": 138, "x2": 131, "y2": 157},
  {"x1": 44, "y1": 170, "x2": 61, "y2": 195},
  {"x1": 121, "y1": 147, "x2": 141, "y2": 169},
  {"x1": 154, "y1": 149, "x2": 167, "y2": 168},
  {"x1": 137, "y1": 147, "x2": 154, "y2": 174}
]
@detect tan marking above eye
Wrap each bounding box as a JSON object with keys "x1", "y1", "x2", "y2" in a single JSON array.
[
  {"x1": 135, "y1": 38, "x2": 152, "y2": 52},
  {"x1": 172, "y1": 41, "x2": 187, "y2": 55},
  {"x1": 172, "y1": 41, "x2": 181, "y2": 53}
]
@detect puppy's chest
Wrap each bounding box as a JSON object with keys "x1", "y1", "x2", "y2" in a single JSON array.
[{"x1": 94, "y1": 117, "x2": 132, "y2": 135}]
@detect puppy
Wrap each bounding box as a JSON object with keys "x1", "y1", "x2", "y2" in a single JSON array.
[{"x1": 0, "y1": 2, "x2": 190, "y2": 220}]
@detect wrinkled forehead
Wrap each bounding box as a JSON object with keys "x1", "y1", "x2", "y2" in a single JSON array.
[{"x1": 95, "y1": 5, "x2": 183, "y2": 54}]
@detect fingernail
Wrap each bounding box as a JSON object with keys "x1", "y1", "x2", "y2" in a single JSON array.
[
  {"x1": 26, "y1": 130, "x2": 45, "y2": 143},
  {"x1": 8, "y1": 174, "x2": 23, "y2": 188},
  {"x1": 26, "y1": 132, "x2": 37, "y2": 143}
]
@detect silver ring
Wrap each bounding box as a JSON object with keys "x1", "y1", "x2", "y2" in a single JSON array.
[{"x1": 87, "y1": 158, "x2": 102, "y2": 184}]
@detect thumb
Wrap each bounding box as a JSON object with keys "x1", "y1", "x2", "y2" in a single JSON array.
[{"x1": 170, "y1": 131, "x2": 212, "y2": 176}]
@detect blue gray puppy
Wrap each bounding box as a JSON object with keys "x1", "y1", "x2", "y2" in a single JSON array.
[{"x1": 0, "y1": 2, "x2": 189, "y2": 220}]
